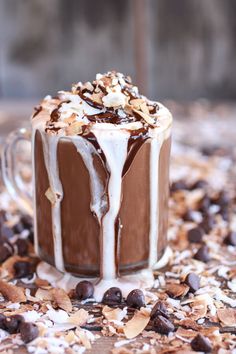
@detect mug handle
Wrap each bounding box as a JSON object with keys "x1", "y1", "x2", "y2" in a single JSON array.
[{"x1": 1, "y1": 127, "x2": 33, "y2": 216}]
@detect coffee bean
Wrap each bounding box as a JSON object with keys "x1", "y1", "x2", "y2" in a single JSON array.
[
  {"x1": 0, "y1": 225, "x2": 14, "y2": 239},
  {"x1": 102, "y1": 287, "x2": 122, "y2": 305},
  {"x1": 20, "y1": 322, "x2": 39, "y2": 343},
  {"x1": 4, "y1": 315, "x2": 24, "y2": 334},
  {"x1": 0, "y1": 313, "x2": 6, "y2": 329},
  {"x1": 171, "y1": 180, "x2": 188, "y2": 192},
  {"x1": 224, "y1": 231, "x2": 236, "y2": 246},
  {"x1": 126, "y1": 289, "x2": 145, "y2": 309},
  {"x1": 14, "y1": 261, "x2": 33, "y2": 278},
  {"x1": 191, "y1": 180, "x2": 208, "y2": 190},
  {"x1": 191, "y1": 334, "x2": 212, "y2": 352},
  {"x1": 150, "y1": 301, "x2": 169, "y2": 320},
  {"x1": 194, "y1": 245, "x2": 211, "y2": 263},
  {"x1": 187, "y1": 227, "x2": 204, "y2": 243},
  {"x1": 199, "y1": 215, "x2": 215, "y2": 233},
  {"x1": 0, "y1": 244, "x2": 13, "y2": 263},
  {"x1": 153, "y1": 315, "x2": 175, "y2": 335},
  {"x1": 75, "y1": 280, "x2": 94, "y2": 300},
  {"x1": 184, "y1": 273, "x2": 200, "y2": 293},
  {"x1": 15, "y1": 239, "x2": 29, "y2": 256}
]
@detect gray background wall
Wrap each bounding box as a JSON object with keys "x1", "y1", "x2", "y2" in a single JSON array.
[{"x1": 0, "y1": 0, "x2": 236, "y2": 100}]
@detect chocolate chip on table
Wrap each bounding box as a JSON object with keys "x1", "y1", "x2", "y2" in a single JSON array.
[
  {"x1": 224, "y1": 231, "x2": 236, "y2": 246},
  {"x1": 0, "y1": 313, "x2": 6, "y2": 329},
  {"x1": 184, "y1": 273, "x2": 200, "y2": 293},
  {"x1": 4, "y1": 314, "x2": 24, "y2": 334},
  {"x1": 199, "y1": 214, "x2": 215, "y2": 233},
  {"x1": 15, "y1": 239, "x2": 29, "y2": 256},
  {"x1": 75, "y1": 280, "x2": 94, "y2": 300},
  {"x1": 150, "y1": 301, "x2": 169, "y2": 320},
  {"x1": 20, "y1": 322, "x2": 39, "y2": 343},
  {"x1": 0, "y1": 243, "x2": 13, "y2": 263},
  {"x1": 191, "y1": 333, "x2": 212, "y2": 352},
  {"x1": 126, "y1": 289, "x2": 145, "y2": 309},
  {"x1": 14, "y1": 261, "x2": 33, "y2": 278},
  {"x1": 171, "y1": 180, "x2": 188, "y2": 192},
  {"x1": 102, "y1": 287, "x2": 122, "y2": 306},
  {"x1": 187, "y1": 227, "x2": 204, "y2": 243},
  {"x1": 194, "y1": 245, "x2": 211, "y2": 263},
  {"x1": 153, "y1": 315, "x2": 175, "y2": 335}
]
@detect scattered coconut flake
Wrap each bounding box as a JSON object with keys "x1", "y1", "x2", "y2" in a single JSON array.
[
  {"x1": 46, "y1": 308, "x2": 69, "y2": 323},
  {"x1": 51, "y1": 288, "x2": 72, "y2": 312},
  {"x1": 123, "y1": 308, "x2": 150, "y2": 339}
]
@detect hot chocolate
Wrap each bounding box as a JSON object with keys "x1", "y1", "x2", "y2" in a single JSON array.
[{"x1": 31, "y1": 72, "x2": 172, "y2": 297}]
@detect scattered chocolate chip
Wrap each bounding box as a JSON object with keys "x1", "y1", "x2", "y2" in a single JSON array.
[
  {"x1": 199, "y1": 214, "x2": 214, "y2": 233},
  {"x1": 14, "y1": 261, "x2": 33, "y2": 278},
  {"x1": 0, "y1": 225, "x2": 14, "y2": 239},
  {"x1": 187, "y1": 227, "x2": 204, "y2": 243},
  {"x1": 0, "y1": 313, "x2": 6, "y2": 329},
  {"x1": 194, "y1": 245, "x2": 211, "y2": 263},
  {"x1": 191, "y1": 179, "x2": 208, "y2": 190},
  {"x1": 191, "y1": 333, "x2": 212, "y2": 352},
  {"x1": 150, "y1": 301, "x2": 169, "y2": 320},
  {"x1": 15, "y1": 239, "x2": 29, "y2": 256},
  {"x1": 4, "y1": 315, "x2": 24, "y2": 334},
  {"x1": 102, "y1": 287, "x2": 122, "y2": 306},
  {"x1": 75, "y1": 280, "x2": 94, "y2": 300},
  {"x1": 20, "y1": 322, "x2": 39, "y2": 343},
  {"x1": 126, "y1": 289, "x2": 145, "y2": 309},
  {"x1": 224, "y1": 231, "x2": 236, "y2": 246},
  {"x1": 198, "y1": 195, "x2": 211, "y2": 213},
  {"x1": 171, "y1": 180, "x2": 188, "y2": 192},
  {"x1": 0, "y1": 243, "x2": 13, "y2": 263},
  {"x1": 153, "y1": 315, "x2": 175, "y2": 335},
  {"x1": 184, "y1": 273, "x2": 200, "y2": 293}
]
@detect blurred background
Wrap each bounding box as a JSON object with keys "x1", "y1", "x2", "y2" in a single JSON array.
[{"x1": 0, "y1": 0, "x2": 236, "y2": 146}]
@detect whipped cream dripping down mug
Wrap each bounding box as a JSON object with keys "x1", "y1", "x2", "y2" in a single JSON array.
[{"x1": 1, "y1": 72, "x2": 172, "y2": 290}]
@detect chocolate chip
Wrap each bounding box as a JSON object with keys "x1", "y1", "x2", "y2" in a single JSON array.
[
  {"x1": 224, "y1": 231, "x2": 236, "y2": 246},
  {"x1": 184, "y1": 273, "x2": 200, "y2": 293},
  {"x1": 150, "y1": 301, "x2": 169, "y2": 320},
  {"x1": 187, "y1": 227, "x2": 204, "y2": 243},
  {"x1": 171, "y1": 180, "x2": 188, "y2": 192},
  {"x1": 153, "y1": 315, "x2": 175, "y2": 335},
  {"x1": 191, "y1": 334, "x2": 212, "y2": 352},
  {"x1": 14, "y1": 261, "x2": 33, "y2": 278},
  {"x1": 13, "y1": 222, "x2": 25, "y2": 234},
  {"x1": 0, "y1": 313, "x2": 6, "y2": 329},
  {"x1": 20, "y1": 215, "x2": 33, "y2": 229},
  {"x1": 199, "y1": 215, "x2": 215, "y2": 233},
  {"x1": 194, "y1": 245, "x2": 211, "y2": 263},
  {"x1": 102, "y1": 287, "x2": 122, "y2": 306},
  {"x1": 0, "y1": 225, "x2": 14, "y2": 239},
  {"x1": 75, "y1": 280, "x2": 94, "y2": 300},
  {"x1": 126, "y1": 289, "x2": 145, "y2": 309},
  {"x1": 20, "y1": 322, "x2": 39, "y2": 343},
  {"x1": 198, "y1": 195, "x2": 211, "y2": 213},
  {"x1": 15, "y1": 239, "x2": 29, "y2": 256},
  {"x1": 182, "y1": 209, "x2": 195, "y2": 222},
  {"x1": 0, "y1": 244, "x2": 13, "y2": 263},
  {"x1": 4, "y1": 315, "x2": 24, "y2": 334}
]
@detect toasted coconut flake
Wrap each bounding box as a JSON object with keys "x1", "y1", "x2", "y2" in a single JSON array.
[
  {"x1": 69, "y1": 309, "x2": 89, "y2": 326},
  {"x1": 35, "y1": 278, "x2": 50, "y2": 288},
  {"x1": 76, "y1": 329, "x2": 92, "y2": 349},
  {"x1": 132, "y1": 108, "x2": 156, "y2": 126},
  {"x1": 65, "y1": 121, "x2": 85, "y2": 135},
  {"x1": 0, "y1": 280, "x2": 26, "y2": 303},
  {"x1": 45, "y1": 187, "x2": 57, "y2": 205},
  {"x1": 123, "y1": 308, "x2": 150, "y2": 339},
  {"x1": 217, "y1": 308, "x2": 236, "y2": 327},
  {"x1": 63, "y1": 113, "x2": 77, "y2": 124},
  {"x1": 90, "y1": 93, "x2": 103, "y2": 104},
  {"x1": 35, "y1": 288, "x2": 53, "y2": 301},
  {"x1": 166, "y1": 283, "x2": 190, "y2": 298},
  {"x1": 51, "y1": 288, "x2": 72, "y2": 313},
  {"x1": 102, "y1": 305, "x2": 127, "y2": 322}
]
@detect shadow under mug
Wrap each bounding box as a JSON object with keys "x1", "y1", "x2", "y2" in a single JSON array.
[{"x1": 1, "y1": 126, "x2": 171, "y2": 278}]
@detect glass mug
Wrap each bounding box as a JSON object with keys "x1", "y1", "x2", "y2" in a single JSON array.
[{"x1": 1, "y1": 120, "x2": 172, "y2": 281}]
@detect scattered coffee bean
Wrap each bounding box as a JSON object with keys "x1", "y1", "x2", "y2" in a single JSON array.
[
  {"x1": 0, "y1": 313, "x2": 6, "y2": 329},
  {"x1": 199, "y1": 214, "x2": 214, "y2": 233},
  {"x1": 102, "y1": 287, "x2": 122, "y2": 306},
  {"x1": 0, "y1": 243, "x2": 13, "y2": 263},
  {"x1": 191, "y1": 333, "x2": 212, "y2": 352},
  {"x1": 194, "y1": 245, "x2": 211, "y2": 263},
  {"x1": 14, "y1": 261, "x2": 33, "y2": 278},
  {"x1": 191, "y1": 179, "x2": 208, "y2": 190},
  {"x1": 150, "y1": 301, "x2": 169, "y2": 320},
  {"x1": 126, "y1": 289, "x2": 145, "y2": 309},
  {"x1": 171, "y1": 180, "x2": 188, "y2": 192},
  {"x1": 4, "y1": 314, "x2": 24, "y2": 334},
  {"x1": 184, "y1": 273, "x2": 200, "y2": 293},
  {"x1": 153, "y1": 315, "x2": 175, "y2": 335},
  {"x1": 75, "y1": 280, "x2": 94, "y2": 300},
  {"x1": 0, "y1": 225, "x2": 14, "y2": 239},
  {"x1": 187, "y1": 227, "x2": 204, "y2": 243},
  {"x1": 15, "y1": 239, "x2": 29, "y2": 256},
  {"x1": 20, "y1": 322, "x2": 39, "y2": 343},
  {"x1": 224, "y1": 231, "x2": 236, "y2": 246}
]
